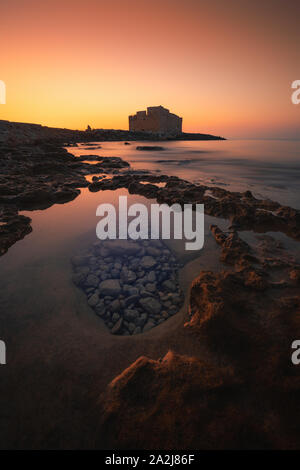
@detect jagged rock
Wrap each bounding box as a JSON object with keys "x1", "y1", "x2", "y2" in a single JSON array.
[
  {"x1": 132, "y1": 326, "x2": 141, "y2": 335},
  {"x1": 0, "y1": 212, "x2": 32, "y2": 257},
  {"x1": 162, "y1": 279, "x2": 176, "y2": 292},
  {"x1": 145, "y1": 283, "x2": 156, "y2": 293},
  {"x1": 243, "y1": 270, "x2": 268, "y2": 290},
  {"x1": 85, "y1": 274, "x2": 99, "y2": 288},
  {"x1": 111, "y1": 313, "x2": 120, "y2": 323},
  {"x1": 98, "y1": 352, "x2": 240, "y2": 449},
  {"x1": 139, "y1": 297, "x2": 161, "y2": 315},
  {"x1": 99, "y1": 240, "x2": 140, "y2": 256},
  {"x1": 140, "y1": 256, "x2": 156, "y2": 269},
  {"x1": 87, "y1": 293, "x2": 99, "y2": 307},
  {"x1": 124, "y1": 309, "x2": 139, "y2": 322},
  {"x1": 99, "y1": 279, "x2": 122, "y2": 297},
  {"x1": 146, "y1": 246, "x2": 161, "y2": 257},
  {"x1": 124, "y1": 294, "x2": 139, "y2": 307},
  {"x1": 110, "y1": 299, "x2": 121, "y2": 312},
  {"x1": 135, "y1": 313, "x2": 148, "y2": 327},
  {"x1": 210, "y1": 225, "x2": 254, "y2": 265},
  {"x1": 147, "y1": 271, "x2": 156, "y2": 282},
  {"x1": 128, "y1": 323, "x2": 136, "y2": 334},
  {"x1": 289, "y1": 267, "x2": 300, "y2": 283},
  {"x1": 95, "y1": 301, "x2": 106, "y2": 317},
  {"x1": 121, "y1": 270, "x2": 136, "y2": 283}
]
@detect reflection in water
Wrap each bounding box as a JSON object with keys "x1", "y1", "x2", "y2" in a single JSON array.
[
  {"x1": 0, "y1": 187, "x2": 226, "y2": 338},
  {"x1": 0, "y1": 139, "x2": 299, "y2": 447}
]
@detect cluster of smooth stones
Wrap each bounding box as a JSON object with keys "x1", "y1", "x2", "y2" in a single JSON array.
[{"x1": 71, "y1": 239, "x2": 184, "y2": 335}]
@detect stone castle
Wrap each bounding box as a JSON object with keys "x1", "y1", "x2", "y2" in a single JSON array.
[{"x1": 129, "y1": 106, "x2": 182, "y2": 135}]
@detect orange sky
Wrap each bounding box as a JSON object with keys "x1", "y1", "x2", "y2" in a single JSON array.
[{"x1": 0, "y1": 0, "x2": 299, "y2": 138}]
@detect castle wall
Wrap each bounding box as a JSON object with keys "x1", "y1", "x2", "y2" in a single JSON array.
[{"x1": 129, "y1": 106, "x2": 182, "y2": 134}]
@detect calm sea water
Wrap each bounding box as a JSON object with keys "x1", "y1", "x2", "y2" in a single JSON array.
[{"x1": 74, "y1": 139, "x2": 300, "y2": 209}]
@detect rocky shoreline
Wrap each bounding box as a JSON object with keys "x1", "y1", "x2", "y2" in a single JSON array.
[
  {"x1": 89, "y1": 173, "x2": 300, "y2": 240},
  {"x1": 1, "y1": 137, "x2": 300, "y2": 449},
  {"x1": 0, "y1": 119, "x2": 225, "y2": 145},
  {"x1": 2, "y1": 138, "x2": 299, "y2": 257},
  {"x1": 0, "y1": 141, "x2": 129, "y2": 255}
]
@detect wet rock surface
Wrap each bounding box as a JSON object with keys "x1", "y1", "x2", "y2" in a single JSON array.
[
  {"x1": 99, "y1": 229, "x2": 300, "y2": 449},
  {"x1": 1, "y1": 137, "x2": 299, "y2": 258},
  {"x1": 0, "y1": 205, "x2": 32, "y2": 256},
  {"x1": 71, "y1": 239, "x2": 184, "y2": 335},
  {"x1": 88, "y1": 174, "x2": 300, "y2": 241},
  {"x1": 1, "y1": 131, "x2": 300, "y2": 448},
  {"x1": 0, "y1": 142, "x2": 129, "y2": 256},
  {"x1": 99, "y1": 351, "x2": 242, "y2": 450}
]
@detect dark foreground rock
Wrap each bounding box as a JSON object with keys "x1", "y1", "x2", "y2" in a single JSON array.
[
  {"x1": 0, "y1": 141, "x2": 130, "y2": 256},
  {"x1": 98, "y1": 229, "x2": 300, "y2": 449},
  {"x1": 0, "y1": 206, "x2": 32, "y2": 256},
  {"x1": 99, "y1": 351, "x2": 242, "y2": 450},
  {"x1": 88, "y1": 175, "x2": 300, "y2": 241}
]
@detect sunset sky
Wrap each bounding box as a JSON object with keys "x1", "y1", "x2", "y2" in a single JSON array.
[{"x1": 1, "y1": 0, "x2": 299, "y2": 138}]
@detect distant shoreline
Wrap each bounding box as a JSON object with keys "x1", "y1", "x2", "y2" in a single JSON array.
[{"x1": 0, "y1": 119, "x2": 226, "y2": 144}]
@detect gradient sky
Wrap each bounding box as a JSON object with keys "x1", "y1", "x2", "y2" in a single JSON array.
[{"x1": 0, "y1": 0, "x2": 299, "y2": 138}]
